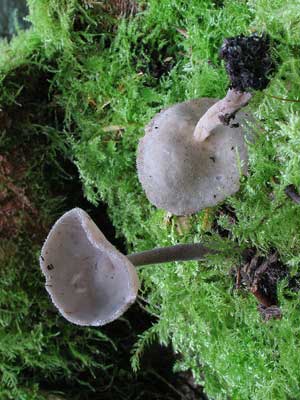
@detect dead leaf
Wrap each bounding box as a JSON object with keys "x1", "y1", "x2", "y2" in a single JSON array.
[
  {"x1": 176, "y1": 216, "x2": 192, "y2": 235},
  {"x1": 176, "y1": 28, "x2": 189, "y2": 38},
  {"x1": 102, "y1": 125, "x2": 125, "y2": 133}
]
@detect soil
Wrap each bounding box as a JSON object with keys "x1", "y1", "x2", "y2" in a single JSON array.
[
  {"x1": 219, "y1": 33, "x2": 276, "y2": 92},
  {"x1": 99, "y1": 303, "x2": 207, "y2": 400}
]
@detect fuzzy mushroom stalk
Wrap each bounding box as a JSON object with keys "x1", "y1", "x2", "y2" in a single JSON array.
[
  {"x1": 193, "y1": 89, "x2": 252, "y2": 142},
  {"x1": 194, "y1": 33, "x2": 275, "y2": 142},
  {"x1": 40, "y1": 208, "x2": 214, "y2": 326},
  {"x1": 127, "y1": 242, "x2": 213, "y2": 266}
]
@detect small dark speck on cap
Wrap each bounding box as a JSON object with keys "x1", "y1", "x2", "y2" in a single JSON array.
[
  {"x1": 209, "y1": 156, "x2": 216, "y2": 163},
  {"x1": 47, "y1": 264, "x2": 54, "y2": 271},
  {"x1": 231, "y1": 146, "x2": 234, "y2": 150},
  {"x1": 213, "y1": 194, "x2": 217, "y2": 198}
]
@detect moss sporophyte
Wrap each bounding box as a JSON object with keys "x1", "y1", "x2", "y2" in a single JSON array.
[{"x1": 137, "y1": 33, "x2": 276, "y2": 215}]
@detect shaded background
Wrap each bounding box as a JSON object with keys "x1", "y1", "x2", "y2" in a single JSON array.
[
  {"x1": 0, "y1": 0, "x2": 30, "y2": 38},
  {"x1": 0, "y1": 2, "x2": 206, "y2": 399}
]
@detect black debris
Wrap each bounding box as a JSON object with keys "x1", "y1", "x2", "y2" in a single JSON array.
[{"x1": 219, "y1": 33, "x2": 276, "y2": 92}]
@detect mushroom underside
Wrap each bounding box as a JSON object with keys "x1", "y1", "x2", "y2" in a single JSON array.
[
  {"x1": 40, "y1": 208, "x2": 139, "y2": 326},
  {"x1": 137, "y1": 98, "x2": 249, "y2": 215}
]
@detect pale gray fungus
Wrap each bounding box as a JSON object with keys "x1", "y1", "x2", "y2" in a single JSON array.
[
  {"x1": 137, "y1": 98, "x2": 249, "y2": 215},
  {"x1": 40, "y1": 208, "x2": 139, "y2": 326}
]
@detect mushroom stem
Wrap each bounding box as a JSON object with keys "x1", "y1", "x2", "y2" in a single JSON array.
[
  {"x1": 193, "y1": 89, "x2": 252, "y2": 142},
  {"x1": 127, "y1": 243, "x2": 214, "y2": 266}
]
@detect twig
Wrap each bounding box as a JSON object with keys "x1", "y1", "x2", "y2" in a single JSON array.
[
  {"x1": 235, "y1": 267, "x2": 241, "y2": 289},
  {"x1": 266, "y1": 93, "x2": 300, "y2": 103}
]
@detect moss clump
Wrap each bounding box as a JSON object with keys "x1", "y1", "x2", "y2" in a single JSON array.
[
  {"x1": 0, "y1": 64, "x2": 120, "y2": 399},
  {"x1": 1, "y1": 1, "x2": 300, "y2": 399}
]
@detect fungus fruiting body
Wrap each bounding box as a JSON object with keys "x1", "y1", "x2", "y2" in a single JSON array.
[
  {"x1": 137, "y1": 33, "x2": 275, "y2": 215},
  {"x1": 40, "y1": 208, "x2": 213, "y2": 326},
  {"x1": 40, "y1": 208, "x2": 139, "y2": 326},
  {"x1": 138, "y1": 98, "x2": 249, "y2": 215}
]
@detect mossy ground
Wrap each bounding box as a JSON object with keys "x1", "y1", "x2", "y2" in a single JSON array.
[{"x1": 1, "y1": 1, "x2": 300, "y2": 399}]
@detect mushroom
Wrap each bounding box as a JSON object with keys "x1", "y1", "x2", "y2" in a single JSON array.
[
  {"x1": 40, "y1": 208, "x2": 213, "y2": 326},
  {"x1": 137, "y1": 33, "x2": 275, "y2": 215}
]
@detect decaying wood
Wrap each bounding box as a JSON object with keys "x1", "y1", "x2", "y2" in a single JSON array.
[{"x1": 235, "y1": 251, "x2": 284, "y2": 320}]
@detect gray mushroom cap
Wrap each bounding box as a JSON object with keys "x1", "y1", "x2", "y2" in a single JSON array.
[
  {"x1": 137, "y1": 98, "x2": 249, "y2": 215},
  {"x1": 40, "y1": 208, "x2": 139, "y2": 326}
]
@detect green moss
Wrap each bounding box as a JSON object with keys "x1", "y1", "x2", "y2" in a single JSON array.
[
  {"x1": 1, "y1": 0, "x2": 300, "y2": 399},
  {"x1": 0, "y1": 238, "x2": 117, "y2": 400}
]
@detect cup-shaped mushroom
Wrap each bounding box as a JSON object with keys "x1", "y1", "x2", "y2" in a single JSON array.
[
  {"x1": 137, "y1": 98, "x2": 249, "y2": 215},
  {"x1": 40, "y1": 208, "x2": 139, "y2": 326}
]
